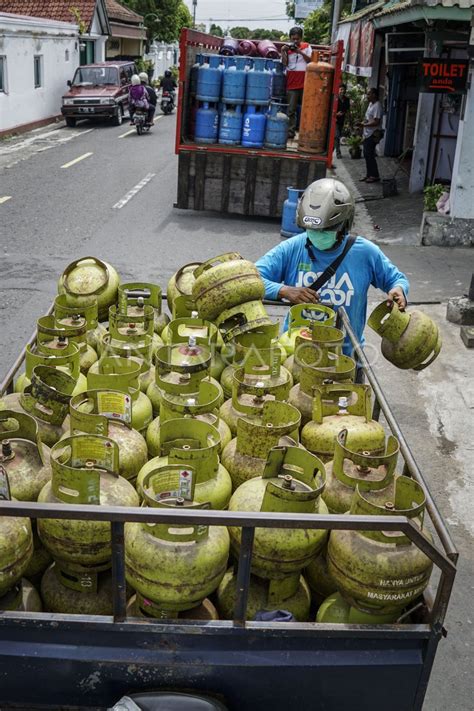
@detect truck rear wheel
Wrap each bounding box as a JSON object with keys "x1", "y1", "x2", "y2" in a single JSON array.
[{"x1": 65, "y1": 117, "x2": 76, "y2": 128}]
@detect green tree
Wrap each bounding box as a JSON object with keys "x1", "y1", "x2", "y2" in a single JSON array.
[
  {"x1": 230, "y1": 26, "x2": 251, "y2": 39},
  {"x1": 123, "y1": 0, "x2": 191, "y2": 43},
  {"x1": 303, "y1": 1, "x2": 331, "y2": 45},
  {"x1": 209, "y1": 24, "x2": 224, "y2": 37}
]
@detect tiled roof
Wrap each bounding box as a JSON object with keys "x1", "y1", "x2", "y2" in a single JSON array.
[
  {"x1": 106, "y1": 0, "x2": 143, "y2": 24},
  {"x1": 339, "y1": 1, "x2": 386, "y2": 24},
  {"x1": 0, "y1": 0, "x2": 97, "y2": 28}
]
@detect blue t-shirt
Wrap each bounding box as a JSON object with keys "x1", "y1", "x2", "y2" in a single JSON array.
[{"x1": 255, "y1": 233, "x2": 409, "y2": 354}]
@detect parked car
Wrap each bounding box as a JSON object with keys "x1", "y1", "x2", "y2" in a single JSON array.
[{"x1": 61, "y1": 61, "x2": 137, "y2": 127}]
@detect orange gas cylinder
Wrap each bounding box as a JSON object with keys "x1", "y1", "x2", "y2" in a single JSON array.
[{"x1": 298, "y1": 52, "x2": 334, "y2": 154}]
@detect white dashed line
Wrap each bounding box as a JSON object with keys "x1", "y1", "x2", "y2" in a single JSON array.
[
  {"x1": 0, "y1": 196, "x2": 12, "y2": 204},
  {"x1": 112, "y1": 173, "x2": 156, "y2": 209},
  {"x1": 61, "y1": 152, "x2": 94, "y2": 169}
]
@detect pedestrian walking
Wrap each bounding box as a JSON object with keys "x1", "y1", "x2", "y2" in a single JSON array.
[
  {"x1": 335, "y1": 83, "x2": 350, "y2": 159},
  {"x1": 360, "y1": 88, "x2": 383, "y2": 183}
]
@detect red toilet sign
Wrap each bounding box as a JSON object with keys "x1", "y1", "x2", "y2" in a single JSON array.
[{"x1": 419, "y1": 59, "x2": 469, "y2": 93}]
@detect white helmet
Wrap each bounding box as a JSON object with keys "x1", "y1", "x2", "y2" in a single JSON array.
[
  {"x1": 131, "y1": 74, "x2": 140, "y2": 86},
  {"x1": 297, "y1": 178, "x2": 355, "y2": 232},
  {"x1": 139, "y1": 71, "x2": 148, "y2": 82}
]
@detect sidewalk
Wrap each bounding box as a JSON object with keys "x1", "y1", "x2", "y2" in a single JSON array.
[{"x1": 331, "y1": 148, "x2": 425, "y2": 246}]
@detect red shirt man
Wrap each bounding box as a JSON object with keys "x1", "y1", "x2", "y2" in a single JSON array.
[{"x1": 281, "y1": 27, "x2": 312, "y2": 138}]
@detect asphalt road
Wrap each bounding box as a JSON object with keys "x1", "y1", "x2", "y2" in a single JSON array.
[{"x1": 0, "y1": 113, "x2": 473, "y2": 710}]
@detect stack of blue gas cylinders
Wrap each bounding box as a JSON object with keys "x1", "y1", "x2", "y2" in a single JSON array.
[{"x1": 189, "y1": 53, "x2": 289, "y2": 150}]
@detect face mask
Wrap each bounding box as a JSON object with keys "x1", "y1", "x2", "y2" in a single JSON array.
[{"x1": 307, "y1": 229, "x2": 338, "y2": 250}]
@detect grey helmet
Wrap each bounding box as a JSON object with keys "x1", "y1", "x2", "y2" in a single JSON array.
[{"x1": 297, "y1": 178, "x2": 355, "y2": 232}]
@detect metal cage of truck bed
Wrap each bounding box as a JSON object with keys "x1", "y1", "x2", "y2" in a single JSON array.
[{"x1": 0, "y1": 305, "x2": 457, "y2": 711}]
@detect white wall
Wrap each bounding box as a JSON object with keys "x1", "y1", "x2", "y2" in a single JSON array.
[
  {"x1": 0, "y1": 13, "x2": 79, "y2": 132},
  {"x1": 145, "y1": 43, "x2": 179, "y2": 81}
]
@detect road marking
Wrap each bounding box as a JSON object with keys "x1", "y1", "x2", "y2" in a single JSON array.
[
  {"x1": 112, "y1": 173, "x2": 156, "y2": 209},
  {"x1": 61, "y1": 152, "x2": 94, "y2": 169},
  {"x1": 0, "y1": 196, "x2": 12, "y2": 204},
  {"x1": 118, "y1": 128, "x2": 136, "y2": 139},
  {"x1": 118, "y1": 115, "x2": 163, "y2": 138}
]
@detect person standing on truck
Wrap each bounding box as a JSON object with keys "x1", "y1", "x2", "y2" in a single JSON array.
[
  {"x1": 334, "y1": 83, "x2": 351, "y2": 159},
  {"x1": 360, "y1": 88, "x2": 383, "y2": 183},
  {"x1": 139, "y1": 71, "x2": 157, "y2": 126},
  {"x1": 255, "y1": 178, "x2": 408, "y2": 355},
  {"x1": 281, "y1": 27, "x2": 312, "y2": 139}
]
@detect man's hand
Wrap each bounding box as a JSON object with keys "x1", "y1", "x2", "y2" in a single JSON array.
[
  {"x1": 279, "y1": 285, "x2": 320, "y2": 304},
  {"x1": 387, "y1": 287, "x2": 407, "y2": 311}
]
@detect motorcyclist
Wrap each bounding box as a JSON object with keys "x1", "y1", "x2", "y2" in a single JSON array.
[
  {"x1": 128, "y1": 74, "x2": 149, "y2": 124},
  {"x1": 255, "y1": 178, "x2": 409, "y2": 355},
  {"x1": 159, "y1": 70, "x2": 177, "y2": 95},
  {"x1": 139, "y1": 71, "x2": 157, "y2": 126}
]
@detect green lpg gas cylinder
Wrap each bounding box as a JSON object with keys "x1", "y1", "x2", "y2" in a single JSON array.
[
  {"x1": 229, "y1": 446, "x2": 328, "y2": 578},
  {"x1": 0, "y1": 469, "x2": 33, "y2": 596},
  {"x1": 284, "y1": 322, "x2": 345, "y2": 384},
  {"x1": 41, "y1": 563, "x2": 115, "y2": 615},
  {"x1": 323, "y1": 429, "x2": 400, "y2": 514},
  {"x1": 2, "y1": 366, "x2": 75, "y2": 447},
  {"x1": 192, "y1": 253, "x2": 265, "y2": 322},
  {"x1": 304, "y1": 546, "x2": 338, "y2": 605},
  {"x1": 217, "y1": 568, "x2": 311, "y2": 622},
  {"x1": 288, "y1": 342, "x2": 355, "y2": 426},
  {"x1": 301, "y1": 383, "x2": 386, "y2": 462},
  {"x1": 219, "y1": 356, "x2": 292, "y2": 438},
  {"x1": 222, "y1": 401, "x2": 301, "y2": 490},
  {"x1": 23, "y1": 522, "x2": 53, "y2": 585},
  {"x1": 127, "y1": 593, "x2": 219, "y2": 621},
  {"x1": 54, "y1": 294, "x2": 106, "y2": 352},
  {"x1": 58, "y1": 256, "x2": 120, "y2": 322},
  {"x1": 125, "y1": 465, "x2": 229, "y2": 617},
  {"x1": 118, "y1": 282, "x2": 170, "y2": 336},
  {"x1": 279, "y1": 304, "x2": 336, "y2": 356},
  {"x1": 163, "y1": 316, "x2": 226, "y2": 381},
  {"x1": 87, "y1": 356, "x2": 152, "y2": 435},
  {"x1": 220, "y1": 324, "x2": 287, "y2": 399},
  {"x1": 368, "y1": 300, "x2": 442, "y2": 371},
  {"x1": 328, "y1": 477, "x2": 433, "y2": 617},
  {"x1": 316, "y1": 592, "x2": 399, "y2": 624},
  {"x1": 138, "y1": 418, "x2": 232, "y2": 509},
  {"x1": 215, "y1": 300, "x2": 273, "y2": 344},
  {"x1": 64, "y1": 389, "x2": 148, "y2": 483},
  {"x1": 37, "y1": 314, "x2": 98, "y2": 375},
  {"x1": 0, "y1": 411, "x2": 51, "y2": 501},
  {"x1": 0, "y1": 578, "x2": 42, "y2": 612},
  {"x1": 146, "y1": 379, "x2": 231, "y2": 458},
  {"x1": 38, "y1": 435, "x2": 139, "y2": 573},
  {"x1": 166, "y1": 262, "x2": 201, "y2": 320},
  {"x1": 147, "y1": 342, "x2": 221, "y2": 417},
  {"x1": 15, "y1": 341, "x2": 87, "y2": 396}
]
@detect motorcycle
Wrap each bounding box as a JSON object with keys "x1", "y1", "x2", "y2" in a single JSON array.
[
  {"x1": 161, "y1": 91, "x2": 175, "y2": 115},
  {"x1": 134, "y1": 109, "x2": 151, "y2": 135}
]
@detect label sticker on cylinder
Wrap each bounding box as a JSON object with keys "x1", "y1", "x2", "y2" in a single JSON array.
[
  {"x1": 70, "y1": 435, "x2": 118, "y2": 472},
  {"x1": 156, "y1": 468, "x2": 194, "y2": 500},
  {"x1": 97, "y1": 391, "x2": 131, "y2": 423}
]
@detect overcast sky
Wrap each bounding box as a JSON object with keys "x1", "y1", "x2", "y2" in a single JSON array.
[{"x1": 184, "y1": 0, "x2": 293, "y2": 32}]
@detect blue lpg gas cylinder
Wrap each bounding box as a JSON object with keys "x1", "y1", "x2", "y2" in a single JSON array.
[
  {"x1": 195, "y1": 102, "x2": 219, "y2": 144},
  {"x1": 246, "y1": 57, "x2": 272, "y2": 106},
  {"x1": 271, "y1": 61, "x2": 286, "y2": 100},
  {"x1": 242, "y1": 105, "x2": 266, "y2": 148},
  {"x1": 219, "y1": 105, "x2": 243, "y2": 145},
  {"x1": 222, "y1": 57, "x2": 248, "y2": 105},
  {"x1": 196, "y1": 55, "x2": 222, "y2": 102},
  {"x1": 264, "y1": 102, "x2": 289, "y2": 149},
  {"x1": 189, "y1": 53, "x2": 203, "y2": 97},
  {"x1": 281, "y1": 187, "x2": 305, "y2": 238}
]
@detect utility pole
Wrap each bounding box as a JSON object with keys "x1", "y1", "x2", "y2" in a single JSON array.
[
  {"x1": 331, "y1": 0, "x2": 342, "y2": 43},
  {"x1": 193, "y1": 0, "x2": 197, "y2": 28}
]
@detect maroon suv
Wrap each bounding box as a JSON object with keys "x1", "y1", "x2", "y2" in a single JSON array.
[{"x1": 61, "y1": 61, "x2": 137, "y2": 127}]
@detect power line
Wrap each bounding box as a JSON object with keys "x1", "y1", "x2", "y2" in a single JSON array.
[{"x1": 198, "y1": 17, "x2": 290, "y2": 22}]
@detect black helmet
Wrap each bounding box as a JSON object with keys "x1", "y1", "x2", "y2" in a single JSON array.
[{"x1": 165, "y1": 70, "x2": 172, "y2": 77}]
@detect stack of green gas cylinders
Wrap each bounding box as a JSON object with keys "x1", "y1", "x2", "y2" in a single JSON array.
[{"x1": 0, "y1": 254, "x2": 440, "y2": 623}]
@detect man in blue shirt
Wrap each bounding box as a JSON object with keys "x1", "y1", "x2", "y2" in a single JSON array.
[{"x1": 256, "y1": 178, "x2": 408, "y2": 354}]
